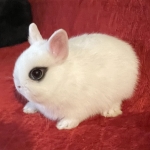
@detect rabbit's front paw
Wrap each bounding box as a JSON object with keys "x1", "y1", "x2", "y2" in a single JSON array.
[
  {"x1": 23, "y1": 102, "x2": 38, "y2": 114},
  {"x1": 56, "y1": 119, "x2": 79, "y2": 130},
  {"x1": 102, "y1": 106, "x2": 122, "y2": 117}
]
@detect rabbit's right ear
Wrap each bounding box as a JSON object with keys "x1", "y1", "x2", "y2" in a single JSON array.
[
  {"x1": 48, "y1": 29, "x2": 69, "y2": 63},
  {"x1": 28, "y1": 23, "x2": 43, "y2": 45}
]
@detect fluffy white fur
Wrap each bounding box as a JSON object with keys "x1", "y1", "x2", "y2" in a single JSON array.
[{"x1": 13, "y1": 23, "x2": 139, "y2": 130}]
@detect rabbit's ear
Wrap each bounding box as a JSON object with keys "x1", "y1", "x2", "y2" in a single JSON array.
[
  {"x1": 28, "y1": 23, "x2": 43, "y2": 44},
  {"x1": 48, "y1": 29, "x2": 69, "y2": 62}
]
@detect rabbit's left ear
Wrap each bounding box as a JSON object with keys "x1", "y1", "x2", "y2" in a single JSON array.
[
  {"x1": 28, "y1": 23, "x2": 43, "y2": 45},
  {"x1": 48, "y1": 29, "x2": 69, "y2": 63}
]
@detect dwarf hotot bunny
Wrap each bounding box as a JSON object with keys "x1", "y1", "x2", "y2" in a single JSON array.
[{"x1": 13, "y1": 23, "x2": 139, "y2": 130}]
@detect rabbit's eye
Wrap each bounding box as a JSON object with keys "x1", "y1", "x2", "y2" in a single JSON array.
[{"x1": 29, "y1": 67, "x2": 47, "y2": 81}]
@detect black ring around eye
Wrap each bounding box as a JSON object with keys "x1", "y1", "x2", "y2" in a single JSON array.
[{"x1": 29, "y1": 67, "x2": 47, "y2": 81}]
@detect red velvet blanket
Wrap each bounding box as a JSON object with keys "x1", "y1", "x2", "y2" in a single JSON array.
[{"x1": 0, "y1": 0, "x2": 150, "y2": 149}]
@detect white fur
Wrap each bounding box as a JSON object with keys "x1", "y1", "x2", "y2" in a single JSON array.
[{"x1": 13, "y1": 23, "x2": 139, "y2": 130}]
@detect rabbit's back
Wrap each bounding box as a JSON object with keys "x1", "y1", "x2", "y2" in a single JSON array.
[{"x1": 66, "y1": 33, "x2": 139, "y2": 101}]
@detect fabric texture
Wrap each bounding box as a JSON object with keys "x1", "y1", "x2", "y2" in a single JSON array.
[{"x1": 0, "y1": 0, "x2": 150, "y2": 149}]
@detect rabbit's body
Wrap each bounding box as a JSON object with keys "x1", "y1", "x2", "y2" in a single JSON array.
[{"x1": 13, "y1": 24, "x2": 139, "y2": 130}]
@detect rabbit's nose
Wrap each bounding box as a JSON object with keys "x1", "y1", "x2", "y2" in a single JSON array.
[{"x1": 18, "y1": 86, "x2": 21, "y2": 88}]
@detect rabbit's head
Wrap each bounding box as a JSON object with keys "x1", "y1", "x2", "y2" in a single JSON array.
[{"x1": 13, "y1": 23, "x2": 69, "y2": 102}]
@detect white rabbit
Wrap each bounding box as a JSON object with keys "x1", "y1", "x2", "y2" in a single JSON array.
[{"x1": 13, "y1": 23, "x2": 139, "y2": 130}]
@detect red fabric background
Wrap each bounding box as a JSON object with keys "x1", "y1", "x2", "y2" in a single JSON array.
[{"x1": 0, "y1": 0, "x2": 150, "y2": 149}]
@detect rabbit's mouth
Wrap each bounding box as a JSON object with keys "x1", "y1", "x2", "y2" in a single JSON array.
[
  {"x1": 14, "y1": 80, "x2": 45, "y2": 104},
  {"x1": 15, "y1": 84, "x2": 35, "y2": 101},
  {"x1": 21, "y1": 85, "x2": 45, "y2": 104},
  {"x1": 15, "y1": 84, "x2": 22, "y2": 94},
  {"x1": 16, "y1": 85, "x2": 28, "y2": 95}
]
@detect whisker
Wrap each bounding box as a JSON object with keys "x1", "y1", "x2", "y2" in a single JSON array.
[
  {"x1": 5, "y1": 76, "x2": 13, "y2": 79},
  {"x1": 9, "y1": 83, "x2": 15, "y2": 85},
  {"x1": 4, "y1": 76, "x2": 14, "y2": 81}
]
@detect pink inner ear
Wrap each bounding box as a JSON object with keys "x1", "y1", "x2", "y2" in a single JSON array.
[{"x1": 49, "y1": 30, "x2": 68, "y2": 62}]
